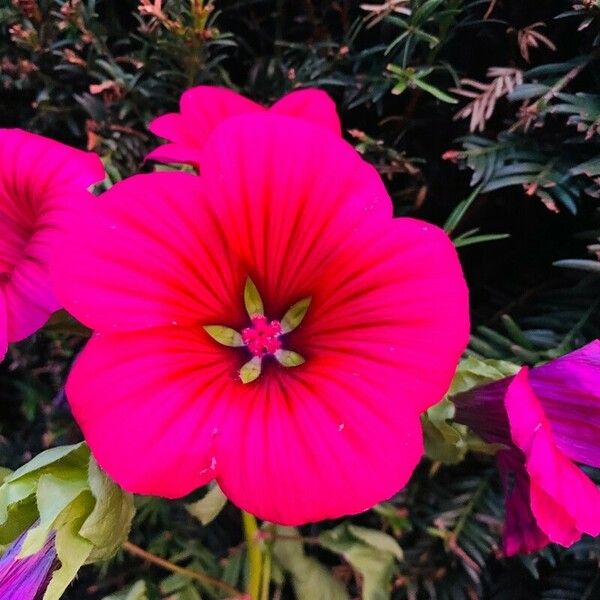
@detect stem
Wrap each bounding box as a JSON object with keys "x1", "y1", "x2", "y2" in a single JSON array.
[
  {"x1": 452, "y1": 476, "x2": 490, "y2": 540},
  {"x1": 122, "y1": 540, "x2": 243, "y2": 597},
  {"x1": 242, "y1": 511, "x2": 262, "y2": 600},
  {"x1": 259, "y1": 551, "x2": 272, "y2": 600}
]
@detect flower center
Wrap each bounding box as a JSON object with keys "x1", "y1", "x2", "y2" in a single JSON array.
[
  {"x1": 241, "y1": 315, "x2": 283, "y2": 358},
  {"x1": 203, "y1": 278, "x2": 311, "y2": 384}
]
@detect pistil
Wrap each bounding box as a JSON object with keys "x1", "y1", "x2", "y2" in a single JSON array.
[{"x1": 203, "y1": 278, "x2": 311, "y2": 384}]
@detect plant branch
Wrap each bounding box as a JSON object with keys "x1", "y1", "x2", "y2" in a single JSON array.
[{"x1": 122, "y1": 540, "x2": 244, "y2": 597}]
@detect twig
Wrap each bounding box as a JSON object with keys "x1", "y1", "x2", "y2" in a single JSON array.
[
  {"x1": 511, "y1": 50, "x2": 600, "y2": 131},
  {"x1": 122, "y1": 540, "x2": 244, "y2": 597},
  {"x1": 483, "y1": 0, "x2": 497, "y2": 20}
]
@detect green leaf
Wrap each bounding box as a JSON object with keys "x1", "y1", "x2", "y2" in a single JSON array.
[
  {"x1": 240, "y1": 356, "x2": 262, "y2": 384},
  {"x1": 449, "y1": 356, "x2": 520, "y2": 396},
  {"x1": 444, "y1": 185, "x2": 482, "y2": 234},
  {"x1": 391, "y1": 80, "x2": 408, "y2": 95},
  {"x1": 270, "y1": 526, "x2": 349, "y2": 600},
  {"x1": 0, "y1": 443, "x2": 89, "y2": 544},
  {"x1": 281, "y1": 297, "x2": 311, "y2": 333},
  {"x1": 102, "y1": 581, "x2": 148, "y2": 600},
  {"x1": 43, "y1": 495, "x2": 94, "y2": 600},
  {"x1": 422, "y1": 398, "x2": 467, "y2": 464},
  {"x1": 4, "y1": 443, "x2": 89, "y2": 486},
  {"x1": 453, "y1": 232, "x2": 510, "y2": 248},
  {"x1": 274, "y1": 349, "x2": 305, "y2": 367},
  {"x1": 203, "y1": 325, "x2": 244, "y2": 347},
  {"x1": 21, "y1": 474, "x2": 88, "y2": 556},
  {"x1": 0, "y1": 468, "x2": 11, "y2": 485},
  {"x1": 244, "y1": 278, "x2": 264, "y2": 317},
  {"x1": 373, "y1": 504, "x2": 411, "y2": 537},
  {"x1": 347, "y1": 525, "x2": 403, "y2": 561},
  {"x1": 411, "y1": 77, "x2": 458, "y2": 104},
  {"x1": 186, "y1": 483, "x2": 228, "y2": 526},
  {"x1": 160, "y1": 574, "x2": 202, "y2": 600},
  {"x1": 0, "y1": 444, "x2": 136, "y2": 600},
  {"x1": 80, "y1": 458, "x2": 135, "y2": 561},
  {"x1": 571, "y1": 156, "x2": 600, "y2": 177},
  {"x1": 554, "y1": 258, "x2": 600, "y2": 273},
  {"x1": 414, "y1": 0, "x2": 445, "y2": 22},
  {"x1": 320, "y1": 524, "x2": 398, "y2": 600}
]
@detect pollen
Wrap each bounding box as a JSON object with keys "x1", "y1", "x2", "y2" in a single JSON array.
[{"x1": 241, "y1": 315, "x2": 283, "y2": 357}]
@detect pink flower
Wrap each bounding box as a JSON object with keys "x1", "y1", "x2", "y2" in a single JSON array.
[
  {"x1": 454, "y1": 342, "x2": 600, "y2": 554},
  {"x1": 53, "y1": 113, "x2": 469, "y2": 524},
  {"x1": 147, "y1": 86, "x2": 342, "y2": 166},
  {"x1": 0, "y1": 129, "x2": 104, "y2": 361}
]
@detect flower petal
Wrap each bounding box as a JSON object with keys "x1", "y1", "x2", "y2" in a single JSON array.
[
  {"x1": 197, "y1": 112, "x2": 391, "y2": 309},
  {"x1": 145, "y1": 142, "x2": 204, "y2": 167},
  {"x1": 496, "y1": 449, "x2": 549, "y2": 556},
  {"x1": 0, "y1": 529, "x2": 56, "y2": 600},
  {"x1": 146, "y1": 86, "x2": 341, "y2": 166},
  {"x1": 4, "y1": 259, "x2": 58, "y2": 341},
  {"x1": 0, "y1": 292, "x2": 6, "y2": 361},
  {"x1": 298, "y1": 217, "x2": 470, "y2": 413},
  {"x1": 199, "y1": 113, "x2": 469, "y2": 413},
  {"x1": 65, "y1": 327, "x2": 238, "y2": 497},
  {"x1": 51, "y1": 172, "x2": 245, "y2": 332},
  {"x1": 216, "y1": 359, "x2": 425, "y2": 524},
  {"x1": 270, "y1": 89, "x2": 341, "y2": 135},
  {"x1": 146, "y1": 86, "x2": 263, "y2": 165},
  {"x1": 529, "y1": 340, "x2": 600, "y2": 467},
  {"x1": 61, "y1": 112, "x2": 468, "y2": 523},
  {"x1": 505, "y1": 368, "x2": 600, "y2": 546},
  {"x1": 0, "y1": 129, "x2": 104, "y2": 343},
  {"x1": 147, "y1": 113, "x2": 189, "y2": 140}
]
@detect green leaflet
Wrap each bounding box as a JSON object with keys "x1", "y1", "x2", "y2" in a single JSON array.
[
  {"x1": 270, "y1": 526, "x2": 349, "y2": 600},
  {"x1": 186, "y1": 483, "x2": 228, "y2": 526},
  {"x1": 319, "y1": 523, "x2": 403, "y2": 600},
  {"x1": 0, "y1": 443, "x2": 135, "y2": 600}
]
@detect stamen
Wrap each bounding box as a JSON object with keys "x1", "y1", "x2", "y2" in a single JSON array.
[
  {"x1": 242, "y1": 315, "x2": 283, "y2": 358},
  {"x1": 203, "y1": 278, "x2": 311, "y2": 384}
]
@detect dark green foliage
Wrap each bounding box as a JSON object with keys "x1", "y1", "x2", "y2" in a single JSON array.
[{"x1": 2, "y1": 1, "x2": 600, "y2": 599}]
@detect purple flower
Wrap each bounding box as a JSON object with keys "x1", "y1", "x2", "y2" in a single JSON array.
[
  {"x1": 0, "y1": 529, "x2": 56, "y2": 599},
  {"x1": 454, "y1": 341, "x2": 600, "y2": 555}
]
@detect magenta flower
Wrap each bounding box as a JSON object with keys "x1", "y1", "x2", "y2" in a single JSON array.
[
  {"x1": 454, "y1": 341, "x2": 600, "y2": 555},
  {"x1": 0, "y1": 129, "x2": 104, "y2": 361},
  {"x1": 0, "y1": 530, "x2": 56, "y2": 600},
  {"x1": 53, "y1": 112, "x2": 469, "y2": 524},
  {"x1": 147, "y1": 86, "x2": 341, "y2": 166}
]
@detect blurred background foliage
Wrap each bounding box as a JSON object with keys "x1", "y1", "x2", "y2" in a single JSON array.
[{"x1": 1, "y1": 1, "x2": 600, "y2": 598}]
